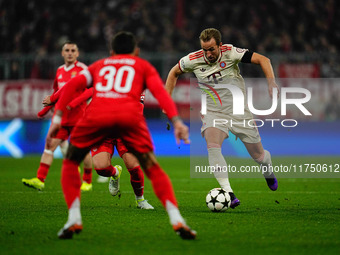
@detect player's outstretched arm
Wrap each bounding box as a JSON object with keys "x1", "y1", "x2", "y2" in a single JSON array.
[
  {"x1": 165, "y1": 64, "x2": 183, "y2": 96},
  {"x1": 48, "y1": 84, "x2": 67, "y2": 104},
  {"x1": 37, "y1": 104, "x2": 53, "y2": 119},
  {"x1": 251, "y1": 52, "x2": 280, "y2": 98},
  {"x1": 55, "y1": 75, "x2": 88, "y2": 113},
  {"x1": 67, "y1": 87, "x2": 94, "y2": 110}
]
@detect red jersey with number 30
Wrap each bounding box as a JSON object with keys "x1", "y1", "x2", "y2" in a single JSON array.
[
  {"x1": 78, "y1": 54, "x2": 177, "y2": 119},
  {"x1": 56, "y1": 54, "x2": 178, "y2": 151}
]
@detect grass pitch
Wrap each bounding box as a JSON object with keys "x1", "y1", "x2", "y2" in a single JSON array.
[{"x1": 0, "y1": 156, "x2": 339, "y2": 255}]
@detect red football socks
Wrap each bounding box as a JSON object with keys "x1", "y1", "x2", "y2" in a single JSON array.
[
  {"x1": 37, "y1": 162, "x2": 50, "y2": 182},
  {"x1": 61, "y1": 159, "x2": 82, "y2": 209},
  {"x1": 144, "y1": 163, "x2": 178, "y2": 208},
  {"x1": 82, "y1": 168, "x2": 92, "y2": 184},
  {"x1": 128, "y1": 166, "x2": 144, "y2": 197},
  {"x1": 94, "y1": 165, "x2": 117, "y2": 177}
]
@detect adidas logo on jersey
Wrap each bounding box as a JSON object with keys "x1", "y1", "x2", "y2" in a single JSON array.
[
  {"x1": 200, "y1": 68, "x2": 206, "y2": 72},
  {"x1": 58, "y1": 74, "x2": 62, "y2": 79}
]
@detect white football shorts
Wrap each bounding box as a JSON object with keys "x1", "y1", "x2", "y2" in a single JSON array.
[{"x1": 200, "y1": 110, "x2": 261, "y2": 143}]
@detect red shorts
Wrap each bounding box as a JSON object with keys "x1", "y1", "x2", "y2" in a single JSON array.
[
  {"x1": 70, "y1": 109, "x2": 153, "y2": 154},
  {"x1": 53, "y1": 126, "x2": 73, "y2": 140},
  {"x1": 91, "y1": 138, "x2": 128, "y2": 158}
]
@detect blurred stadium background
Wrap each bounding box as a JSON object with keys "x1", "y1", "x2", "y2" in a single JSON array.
[{"x1": 0, "y1": 0, "x2": 339, "y2": 157}]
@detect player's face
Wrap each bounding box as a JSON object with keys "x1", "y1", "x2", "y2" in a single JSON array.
[
  {"x1": 61, "y1": 44, "x2": 79, "y2": 65},
  {"x1": 200, "y1": 38, "x2": 221, "y2": 63}
]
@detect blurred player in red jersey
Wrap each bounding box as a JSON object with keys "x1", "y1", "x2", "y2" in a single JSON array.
[
  {"x1": 43, "y1": 82, "x2": 153, "y2": 204},
  {"x1": 91, "y1": 92, "x2": 154, "y2": 209},
  {"x1": 91, "y1": 138, "x2": 154, "y2": 209},
  {"x1": 22, "y1": 42, "x2": 94, "y2": 192},
  {"x1": 47, "y1": 32, "x2": 196, "y2": 240}
]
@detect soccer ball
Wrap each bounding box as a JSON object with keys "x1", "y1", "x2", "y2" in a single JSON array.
[{"x1": 206, "y1": 188, "x2": 231, "y2": 212}]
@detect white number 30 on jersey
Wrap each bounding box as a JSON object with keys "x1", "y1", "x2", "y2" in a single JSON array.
[{"x1": 96, "y1": 66, "x2": 135, "y2": 93}]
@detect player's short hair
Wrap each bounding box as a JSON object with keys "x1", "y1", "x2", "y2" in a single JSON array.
[
  {"x1": 111, "y1": 31, "x2": 136, "y2": 54},
  {"x1": 199, "y1": 28, "x2": 222, "y2": 45},
  {"x1": 62, "y1": 41, "x2": 78, "y2": 50}
]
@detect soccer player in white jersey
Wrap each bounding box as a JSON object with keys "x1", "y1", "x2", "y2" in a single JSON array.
[{"x1": 165, "y1": 28, "x2": 279, "y2": 208}]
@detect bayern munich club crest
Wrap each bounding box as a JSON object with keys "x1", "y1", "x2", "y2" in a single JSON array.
[{"x1": 219, "y1": 61, "x2": 226, "y2": 68}]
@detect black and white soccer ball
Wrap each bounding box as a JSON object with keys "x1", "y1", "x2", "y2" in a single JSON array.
[{"x1": 206, "y1": 188, "x2": 231, "y2": 212}]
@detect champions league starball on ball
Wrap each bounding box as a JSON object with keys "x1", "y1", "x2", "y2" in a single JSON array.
[{"x1": 205, "y1": 188, "x2": 231, "y2": 212}]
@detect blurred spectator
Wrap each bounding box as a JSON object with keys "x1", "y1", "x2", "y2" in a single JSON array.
[
  {"x1": 0, "y1": 0, "x2": 340, "y2": 79},
  {"x1": 0, "y1": 0, "x2": 339, "y2": 54}
]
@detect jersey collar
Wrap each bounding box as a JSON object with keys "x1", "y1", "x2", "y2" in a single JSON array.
[{"x1": 63, "y1": 61, "x2": 77, "y2": 72}]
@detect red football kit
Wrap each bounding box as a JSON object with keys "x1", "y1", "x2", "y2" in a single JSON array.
[
  {"x1": 56, "y1": 54, "x2": 178, "y2": 153},
  {"x1": 56, "y1": 54, "x2": 181, "y2": 219},
  {"x1": 52, "y1": 61, "x2": 88, "y2": 139},
  {"x1": 35, "y1": 61, "x2": 89, "y2": 183},
  {"x1": 91, "y1": 92, "x2": 144, "y2": 157}
]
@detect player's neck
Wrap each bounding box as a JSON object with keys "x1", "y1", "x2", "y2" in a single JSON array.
[{"x1": 65, "y1": 61, "x2": 76, "y2": 67}]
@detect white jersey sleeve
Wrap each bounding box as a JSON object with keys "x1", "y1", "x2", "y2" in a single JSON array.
[
  {"x1": 226, "y1": 44, "x2": 248, "y2": 64},
  {"x1": 178, "y1": 49, "x2": 204, "y2": 73}
]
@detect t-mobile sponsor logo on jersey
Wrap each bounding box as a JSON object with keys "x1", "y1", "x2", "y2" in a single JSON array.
[{"x1": 199, "y1": 83, "x2": 311, "y2": 128}]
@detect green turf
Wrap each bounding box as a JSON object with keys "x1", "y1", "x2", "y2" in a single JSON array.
[{"x1": 0, "y1": 156, "x2": 339, "y2": 255}]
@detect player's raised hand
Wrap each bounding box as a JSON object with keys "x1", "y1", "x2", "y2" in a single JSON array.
[
  {"x1": 42, "y1": 95, "x2": 52, "y2": 106},
  {"x1": 173, "y1": 119, "x2": 190, "y2": 145}
]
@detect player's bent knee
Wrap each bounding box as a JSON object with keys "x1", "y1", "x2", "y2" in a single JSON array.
[
  {"x1": 92, "y1": 158, "x2": 111, "y2": 169},
  {"x1": 92, "y1": 152, "x2": 111, "y2": 169},
  {"x1": 122, "y1": 153, "x2": 139, "y2": 169}
]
